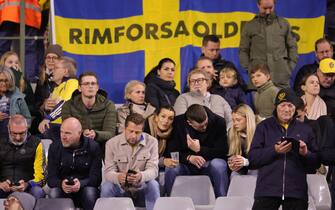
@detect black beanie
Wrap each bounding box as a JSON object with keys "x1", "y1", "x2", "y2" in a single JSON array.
[{"x1": 275, "y1": 88, "x2": 300, "y2": 107}]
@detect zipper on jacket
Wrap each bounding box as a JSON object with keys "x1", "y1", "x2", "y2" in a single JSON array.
[
  {"x1": 282, "y1": 128, "x2": 288, "y2": 201},
  {"x1": 282, "y1": 153, "x2": 286, "y2": 200},
  {"x1": 72, "y1": 151, "x2": 75, "y2": 169}
]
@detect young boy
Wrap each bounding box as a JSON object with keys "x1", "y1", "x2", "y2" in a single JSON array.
[{"x1": 250, "y1": 64, "x2": 279, "y2": 120}]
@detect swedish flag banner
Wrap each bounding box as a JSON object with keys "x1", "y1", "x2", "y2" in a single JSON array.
[{"x1": 52, "y1": 0, "x2": 326, "y2": 103}]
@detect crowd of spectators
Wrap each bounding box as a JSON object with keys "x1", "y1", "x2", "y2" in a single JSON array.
[{"x1": 1, "y1": 0, "x2": 335, "y2": 210}]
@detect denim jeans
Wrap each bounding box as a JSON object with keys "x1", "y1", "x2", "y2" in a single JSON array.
[
  {"x1": 165, "y1": 158, "x2": 229, "y2": 197},
  {"x1": 48, "y1": 186, "x2": 99, "y2": 210},
  {"x1": 100, "y1": 180, "x2": 160, "y2": 210},
  {"x1": 0, "y1": 186, "x2": 45, "y2": 199}
]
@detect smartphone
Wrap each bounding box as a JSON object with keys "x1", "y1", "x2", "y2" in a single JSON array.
[
  {"x1": 11, "y1": 182, "x2": 21, "y2": 187},
  {"x1": 66, "y1": 177, "x2": 75, "y2": 185},
  {"x1": 127, "y1": 169, "x2": 137, "y2": 175},
  {"x1": 281, "y1": 137, "x2": 300, "y2": 153}
]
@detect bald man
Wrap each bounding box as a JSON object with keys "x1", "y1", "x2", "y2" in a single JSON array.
[
  {"x1": 47, "y1": 117, "x2": 102, "y2": 210},
  {"x1": 0, "y1": 115, "x2": 45, "y2": 199}
]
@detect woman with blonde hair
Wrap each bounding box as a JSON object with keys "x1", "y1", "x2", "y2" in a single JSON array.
[
  {"x1": 117, "y1": 80, "x2": 156, "y2": 133},
  {"x1": 0, "y1": 51, "x2": 35, "y2": 113},
  {"x1": 227, "y1": 103, "x2": 257, "y2": 176},
  {"x1": 0, "y1": 66, "x2": 31, "y2": 136}
]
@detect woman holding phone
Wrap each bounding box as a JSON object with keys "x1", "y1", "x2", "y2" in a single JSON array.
[{"x1": 227, "y1": 104, "x2": 257, "y2": 176}]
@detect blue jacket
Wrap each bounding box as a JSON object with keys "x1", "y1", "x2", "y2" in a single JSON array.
[
  {"x1": 211, "y1": 85, "x2": 247, "y2": 109},
  {"x1": 249, "y1": 116, "x2": 319, "y2": 200},
  {"x1": 9, "y1": 88, "x2": 32, "y2": 126}
]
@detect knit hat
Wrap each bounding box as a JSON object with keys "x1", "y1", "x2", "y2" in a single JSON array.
[
  {"x1": 45, "y1": 44, "x2": 63, "y2": 58},
  {"x1": 9, "y1": 192, "x2": 36, "y2": 210},
  {"x1": 319, "y1": 58, "x2": 335, "y2": 74},
  {"x1": 274, "y1": 88, "x2": 300, "y2": 107}
]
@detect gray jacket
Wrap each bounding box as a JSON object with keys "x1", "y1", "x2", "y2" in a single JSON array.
[{"x1": 174, "y1": 92, "x2": 232, "y2": 128}]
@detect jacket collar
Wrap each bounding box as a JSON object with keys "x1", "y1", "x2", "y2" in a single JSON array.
[
  {"x1": 257, "y1": 80, "x2": 274, "y2": 93},
  {"x1": 120, "y1": 133, "x2": 146, "y2": 147}
]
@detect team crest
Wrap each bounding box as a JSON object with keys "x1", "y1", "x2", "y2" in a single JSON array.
[{"x1": 278, "y1": 92, "x2": 286, "y2": 102}]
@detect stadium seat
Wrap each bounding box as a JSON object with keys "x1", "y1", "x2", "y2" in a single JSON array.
[
  {"x1": 227, "y1": 175, "x2": 257, "y2": 197},
  {"x1": 307, "y1": 174, "x2": 331, "y2": 210},
  {"x1": 94, "y1": 197, "x2": 135, "y2": 210},
  {"x1": 34, "y1": 198, "x2": 75, "y2": 210},
  {"x1": 213, "y1": 196, "x2": 253, "y2": 210},
  {"x1": 0, "y1": 199, "x2": 5, "y2": 210},
  {"x1": 170, "y1": 175, "x2": 215, "y2": 210},
  {"x1": 153, "y1": 197, "x2": 195, "y2": 210},
  {"x1": 41, "y1": 139, "x2": 53, "y2": 159}
]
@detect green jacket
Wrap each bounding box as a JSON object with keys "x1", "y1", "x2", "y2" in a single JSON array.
[
  {"x1": 254, "y1": 81, "x2": 279, "y2": 119},
  {"x1": 62, "y1": 89, "x2": 117, "y2": 143},
  {"x1": 239, "y1": 12, "x2": 298, "y2": 88}
]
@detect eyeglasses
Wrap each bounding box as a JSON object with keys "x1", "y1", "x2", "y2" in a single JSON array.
[
  {"x1": 80, "y1": 82, "x2": 98, "y2": 86},
  {"x1": 189, "y1": 78, "x2": 207, "y2": 85},
  {"x1": 46, "y1": 56, "x2": 58, "y2": 61},
  {"x1": 0, "y1": 79, "x2": 9, "y2": 83}
]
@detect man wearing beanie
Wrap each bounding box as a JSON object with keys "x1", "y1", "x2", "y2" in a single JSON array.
[
  {"x1": 248, "y1": 88, "x2": 320, "y2": 210},
  {"x1": 32, "y1": 44, "x2": 64, "y2": 135}
]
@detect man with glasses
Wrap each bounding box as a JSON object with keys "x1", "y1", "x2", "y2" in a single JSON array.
[
  {"x1": 0, "y1": 114, "x2": 45, "y2": 199},
  {"x1": 62, "y1": 71, "x2": 117, "y2": 152},
  {"x1": 164, "y1": 104, "x2": 229, "y2": 197},
  {"x1": 294, "y1": 38, "x2": 334, "y2": 96},
  {"x1": 174, "y1": 69, "x2": 232, "y2": 128}
]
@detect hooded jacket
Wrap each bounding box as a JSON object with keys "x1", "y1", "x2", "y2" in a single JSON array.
[
  {"x1": 145, "y1": 76, "x2": 180, "y2": 110},
  {"x1": 62, "y1": 89, "x2": 117, "y2": 143},
  {"x1": 249, "y1": 116, "x2": 319, "y2": 200}
]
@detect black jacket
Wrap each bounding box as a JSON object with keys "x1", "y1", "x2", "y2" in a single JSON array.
[
  {"x1": 0, "y1": 135, "x2": 40, "y2": 183},
  {"x1": 165, "y1": 106, "x2": 228, "y2": 165},
  {"x1": 249, "y1": 117, "x2": 319, "y2": 200},
  {"x1": 319, "y1": 85, "x2": 335, "y2": 117},
  {"x1": 145, "y1": 76, "x2": 180, "y2": 110},
  {"x1": 47, "y1": 136, "x2": 102, "y2": 188},
  {"x1": 200, "y1": 53, "x2": 235, "y2": 72}
]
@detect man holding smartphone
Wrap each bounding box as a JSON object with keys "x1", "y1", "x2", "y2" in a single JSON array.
[
  {"x1": 164, "y1": 104, "x2": 229, "y2": 197},
  {"x1": 47, "y1": 117, "x2": 102, "y2": 210},
  {"x1": 249, "y1": 88, "x2": 320, "y2": 210},
  {"x1": 101, "y1": 113, "x2": 159, "y2": 210},
  {"x1": 0, "y1": 115, "x2": 45, "y2": 199}
]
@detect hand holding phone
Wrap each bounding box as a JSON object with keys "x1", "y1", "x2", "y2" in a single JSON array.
[
  {"x1": 65, "y1": 177, "x2": 75, "y2": 185},
  {"x1": 280, "y1": 137, "x2": 300, "y2": 153}
]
